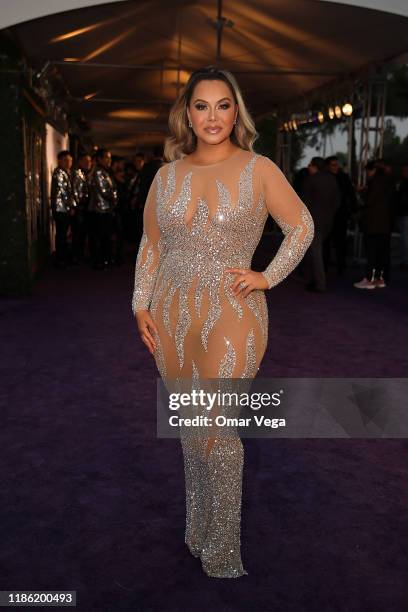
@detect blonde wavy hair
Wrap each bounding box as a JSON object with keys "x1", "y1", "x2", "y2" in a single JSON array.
[{"x1": 164, "y1": 65, "x2": 258, "y2": 162}]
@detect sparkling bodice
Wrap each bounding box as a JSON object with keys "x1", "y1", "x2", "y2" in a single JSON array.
[
  {"x1": 155, "y1": 156, "x2": 269, "y2": 301},
  {"x1": 132, "y1": 148, "x2": 314, "y2": 317}
]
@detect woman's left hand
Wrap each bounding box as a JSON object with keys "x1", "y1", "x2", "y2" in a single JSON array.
[{"x1": 226, "y1": 267, "x2": 269, "y2": 298}]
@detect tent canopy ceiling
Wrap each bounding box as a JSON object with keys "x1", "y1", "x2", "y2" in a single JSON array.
[{"x1": 7, "y1": 0, "x2": 408, "y2": 154}]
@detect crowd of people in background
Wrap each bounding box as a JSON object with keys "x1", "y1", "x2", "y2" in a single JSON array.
[
  {"x1": 50, "y1": 145, "x2": 163, "y2": 270},
  {"x1": 51, "y1": 146, "x2": 408, "y2": 291},
  {"x1": 294, "y1": 155, "x2": 408, "y2": 292}
]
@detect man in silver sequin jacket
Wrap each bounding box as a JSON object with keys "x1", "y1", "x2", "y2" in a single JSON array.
[
  {"x1": 88, "y1": 148, "x2": 118, "y2": 269},
  {"x1": 50, "y1": 150, "x2": 75, "y2": 268},
  {"x1": 72, "y1": 153, "x2": 92, "y2": 261}
]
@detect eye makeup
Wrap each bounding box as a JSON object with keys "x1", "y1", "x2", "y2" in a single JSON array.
[{"x1": 193, "y1": 97, "x2": 233, "y2": 111}]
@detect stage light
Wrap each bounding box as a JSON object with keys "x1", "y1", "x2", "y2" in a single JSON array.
[
  {"x1": 342, "y1": 103, "x2": 353, "y2": 116},
  {"x1": 335, "y1": 105, "x2": 342, "y2": 118},
  {"x1": 317, "y1": 111, "x2": 324, "y2": 123},
  {"x1": 292, "y1": 119, "x2": 298, "y2": 130},
  {"x1": 328, "y1": 107, "x2": 335, "y2": 119},
  {"x1": 63, "y1": 58, "x2": 80, "y2": 62}
]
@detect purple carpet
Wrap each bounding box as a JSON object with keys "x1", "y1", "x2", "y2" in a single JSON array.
[{"x1": 0, "y1": 247, "x2": 407, "y2": 611}]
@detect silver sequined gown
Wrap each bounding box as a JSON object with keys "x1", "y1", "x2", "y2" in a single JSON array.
[{"x1": 131, "y1": 148, "x2": 314, "y2": 578}]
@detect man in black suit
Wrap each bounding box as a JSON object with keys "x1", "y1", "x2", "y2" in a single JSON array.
[
  {"x1": 301, "y1": 157, "x2": 341, "y2": 292},
  {"x1": 324, "y1": 156, "x2": 357, "y2": 276},
  {"x1": 135, "y1": 145, "x2": 164, "y2": 248}
]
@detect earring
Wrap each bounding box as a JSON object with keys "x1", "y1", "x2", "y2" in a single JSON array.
[
  {"x1": 188, "y1": 120, "x2": 192, "y2": 128},
  {"x1": 233, "y1": 118, "x2": 237, "y2": 125}
]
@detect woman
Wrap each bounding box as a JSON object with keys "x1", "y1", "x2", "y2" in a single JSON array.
[{"x1": 132, "y1": 66, "x2": 314, "y2": 578}]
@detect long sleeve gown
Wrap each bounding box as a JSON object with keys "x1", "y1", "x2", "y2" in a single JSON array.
[{"x1": 131, "y1": 147, "x2": 314, "y2": 578}]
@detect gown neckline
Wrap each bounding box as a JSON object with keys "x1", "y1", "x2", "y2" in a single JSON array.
[{"x1": 181, "y1": 147, "x2": 243, "y2": 168}]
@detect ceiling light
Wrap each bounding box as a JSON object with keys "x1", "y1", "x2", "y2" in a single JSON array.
[
  {"x1": 52, "y1": 24, "x2": 101, "y2": 42},
  {"x1": 108, "y1": 109, "x2": 157, "y2": 120},
  {"x1": 83, "y1": 92, "x2": 99, "y2": 101}
]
